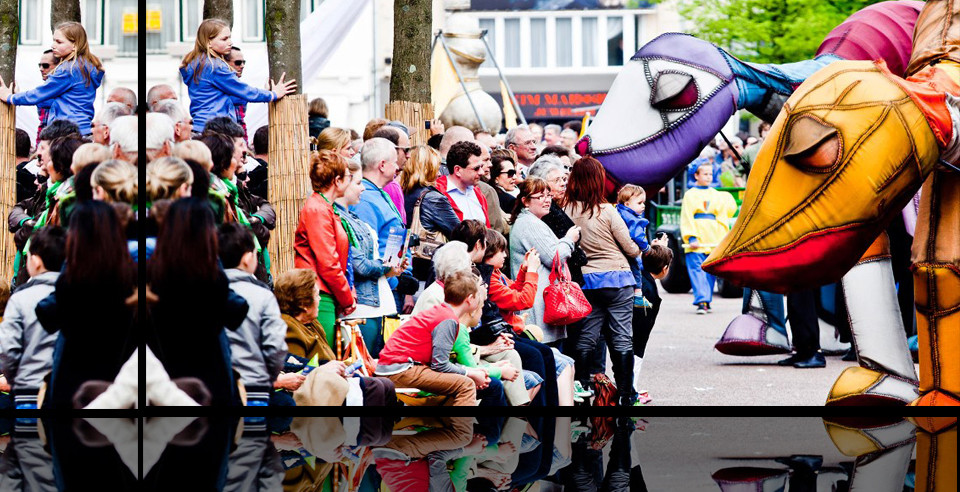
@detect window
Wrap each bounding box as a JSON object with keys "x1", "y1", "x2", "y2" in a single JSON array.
[
  {"x1": 19, "y1": 0, "x2": 42, "y2": 44},
  {"x1": 581, "y1": 17, "x2": 597, "y2": 67},
  {"x1": 556, "y1": 17, "x2": 572, "y2": 67},
  {"x1": 530, "y1": 18, "x2": 546, "y2": 68},
  {"x1": 243, "y1": 0, "x2": 264, "y2": 41},
  {"x1": 145, "y1": 1, "x2": 178, "y2": 54},
  {"x1": 108, "y1": 0, "x2": 140, "y2": 56},
  {"x1": 182, "y1": 0, "x2": 201, "y2": 41},
  {"x1": 504, "y1": 18, "x2": 520, "y2": 68},
  {"x1": 607, "y1": 17, "x2": 623, "y2": 66},
  {"x1": 83, "y1": 0, "x2": 102, "y2": 44},
  {"x1": 479, "y1": 18, "x2": 496, "y2": 68}
]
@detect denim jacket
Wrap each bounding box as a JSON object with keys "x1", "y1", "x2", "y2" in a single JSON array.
[{"x1": 338, "y1": 204, "x2": 390, "y2": 307}]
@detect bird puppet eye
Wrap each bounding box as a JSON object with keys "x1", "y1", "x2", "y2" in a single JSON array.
[
  {"x1": 783, "y1": 115, "x2": 841, "y2": 172},
  {"x1": 651, "y1": 72, "x2": 699, "y2": 111}
]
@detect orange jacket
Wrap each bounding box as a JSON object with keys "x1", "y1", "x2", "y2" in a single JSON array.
[
  {"x1": 487, "y1": 265, "x2": 538, "y2": 333},
  {"x1": 294, "y1": 193, "x2": 354, "y2": 308}
]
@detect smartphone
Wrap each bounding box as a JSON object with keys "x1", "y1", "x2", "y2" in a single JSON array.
[{"x1": 425, "y1": 120, "x2": 431, "y2": 130}]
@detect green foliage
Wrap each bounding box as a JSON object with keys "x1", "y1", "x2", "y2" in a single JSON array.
[{"x1": 674, "y1": 0, "x2": 884, "y2": 64}]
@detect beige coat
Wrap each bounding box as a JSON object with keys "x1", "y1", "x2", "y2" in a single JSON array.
[{"x1": 562, "y1": 202, "x2": 640, "y2": 277}]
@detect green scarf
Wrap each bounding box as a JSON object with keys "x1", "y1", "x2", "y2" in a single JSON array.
[
  {"x1": 216, "y1": 176, "x2": 272, "y2": 272},
  {"x1": 317, "y1": 193, "x2": 359, "y2": 248}
]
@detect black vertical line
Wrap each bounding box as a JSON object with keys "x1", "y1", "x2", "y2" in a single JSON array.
[{"x1": 137, "y1": 0, "x2": 147, "y2": 455}]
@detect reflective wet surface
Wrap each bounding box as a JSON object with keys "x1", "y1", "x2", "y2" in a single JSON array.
[{"x1": 0, "y1": 417, "x2": 955, "y2": 490}]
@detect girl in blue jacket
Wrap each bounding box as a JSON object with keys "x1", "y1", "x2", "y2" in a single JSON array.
[
  {"x1": 180, "y1": 18, "x2": 296, "y2": 133},
  {"x1": 0, "y1": 22, "x2": 103, "y2": 136}
]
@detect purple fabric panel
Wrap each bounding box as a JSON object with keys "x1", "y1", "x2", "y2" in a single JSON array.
[
  {"x1": 816, "y1": 0, "x2": 922, "y2": 76},
  {"x1": 635, "y1": 33, "x2": 734, "y2": 80},
  {"x1": 594, "y1": 82, "x2": 737, "y2": 192}
]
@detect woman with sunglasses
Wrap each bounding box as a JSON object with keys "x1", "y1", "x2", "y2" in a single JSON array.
[
  {"x1": 180, "y1": 19, "x2": 296, "y2": 133},
  {"x1": 488, "y1": 148, "x2": 519, "y2": 213},
  {"x1": 0, "y1": 22, "x2": 103, "y2": 137}
]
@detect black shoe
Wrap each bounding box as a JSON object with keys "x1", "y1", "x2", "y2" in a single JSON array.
[
  {"x1": 841, "y1": 348, "x2": 857, "y2": 362},
  {"x1": 777, "y1": 354, "x2": 802, "y2": 366},
  {"x1": 793, "y1": 352, "x2": 826, "y2": 368}
]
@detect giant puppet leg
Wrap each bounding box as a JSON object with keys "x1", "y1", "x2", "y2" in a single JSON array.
[
  {"x1": 823, "y1": 418, "x2": 917, "y2": 492},
  {"x1": 910, "y1": 168, "x2": 960, "y2": 406},
  {"x1": 909, "y1": 417, "x2": 957, "y2": 492},
  {"x1": 827, "y1": 233, "x2": 920, "y2": 405}
]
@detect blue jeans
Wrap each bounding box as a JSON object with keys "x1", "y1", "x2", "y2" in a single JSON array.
[
  {"x1": 742, "y1": 288, "x2": 787, "y2": 337},
  {"x1": 685, "y1": 252, "x2": 714, "y2": 304}
]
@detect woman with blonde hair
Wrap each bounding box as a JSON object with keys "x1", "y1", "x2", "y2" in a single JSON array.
[
  {"x1": 172, "y1": 140, "x2": 214, "y2": 171},
  {"x1": 314, "y1": 127, "x2": 356, "y2": 160},
  {"x1": 147, "y1": 157, "x2": 194, "y2": 202},
  {"x1": 71, "y1": 143, "x2": 112, "y2": 174},
  {"x1": 400, "y1": 145, "x2": 460, "y2": 279},
  {"x1": 0, "y1": 22, "x2": 103, "y2": 136},
  {"x1": 91, "y1": 160, "x2": 138, "y2": 205},
  {"x1": 180, "y1": 18, "x2": 296, "y2": 133}
]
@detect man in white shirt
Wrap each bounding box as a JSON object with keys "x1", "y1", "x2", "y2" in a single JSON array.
[{"x1": 438, "y1": 141, "x2": 489, "y2": 226}]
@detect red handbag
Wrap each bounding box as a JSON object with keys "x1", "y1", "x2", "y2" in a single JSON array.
[{"x1": 543, "y1": 252, "x2": 592, "y2": 325}]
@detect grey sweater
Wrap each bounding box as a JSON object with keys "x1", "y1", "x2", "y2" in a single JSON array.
[
  {"x1": 0, "y1": 271, "x2": 59, "y2": 394},
  {"x1": 509, "y1": 209, "x2": 574, "y2": 342},
  {"x1": 224, "y1": 268, "x2": 288, "y2": 389}
]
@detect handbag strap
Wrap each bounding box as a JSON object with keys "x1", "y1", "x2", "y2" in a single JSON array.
[{"x1": 549, "y1": 251, "x2": 568, "y2": 283}]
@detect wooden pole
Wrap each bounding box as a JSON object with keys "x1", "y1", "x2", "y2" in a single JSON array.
[
  {"x1": 266, "y1": 94, "x2": 310, "y2": 279},
  {"x1": 0, "y1": 0, "x2": 18, "y2": 279},
  {"x1": 386, "y1": 0, "x2": 434, "y2": 146},
  {"x1": 265, "y1": 0, "x2": 306, "y2": 280},
  {"x1": 51, "y1": 0, "x2": 81, "y2": 27},
  {"x1": 203, "y1": 0, "x2": 234, "y2": 28}
]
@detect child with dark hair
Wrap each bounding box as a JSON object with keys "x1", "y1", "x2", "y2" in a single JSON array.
[
  {"x1": 216, "y1": 223, "x2": 287, "y2": 414},
  {"x1": 0, "y1": 227, "x2": 65, "y2": 411}
]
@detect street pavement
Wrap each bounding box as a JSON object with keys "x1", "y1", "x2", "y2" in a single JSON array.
[{"x1": 633, "y1": 283, "x2": 918, "y2": 406}]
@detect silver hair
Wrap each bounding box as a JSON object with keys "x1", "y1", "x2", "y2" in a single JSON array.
[
  {"x1": 108, "y1": 87, "x2": 138, "y2": 109},
  {"x1": 527, "y1": 154, "x2": 565, "y2": 180},
  {"x1": 544, "y1": 124, "x2": 561, "y2": 135},
  {"x1": 145, "y1": 113, "x2": 175, "y2": 151},
  {"x1": 504, "y1": 125, "x2": 530, "y2": 148},
  {"x1": 360, "y1": 137, "x2": 398, "y2": 173},
  {"x1": 147, "y1": 83, "x2": 176, "y2": 108},
  {"x1": 151, "y1": 99, "x2": 188, "y2": 123},
  {"x1": 95, "y1": 102, "x2": 132, "y2": 127},
  {"x1": 432, "y1": 241, "x2": 472, "y2": 282},
  {"x1": 560, "y1": 128, "x2": 578, "y2": 138},
  {"x1": 110, "y1": 115, "x2": 139, "y2": 153}
]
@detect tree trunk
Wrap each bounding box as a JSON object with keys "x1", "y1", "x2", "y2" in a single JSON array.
[
  {"x1": 51, "y1": 0, "x2": 81, "y2": 27},
  {"x1": 0, "y1": 0, "x2": 17, "y2": 278},
  {"x1": 203, "y1": 0, "x2": 234, "y2": 28},
  {"x1": 387, "y1": 0, "x2": 433, "y2": 146},
  {"x1": 264, "y1": 0, "x2": 308, "y2": 279}
]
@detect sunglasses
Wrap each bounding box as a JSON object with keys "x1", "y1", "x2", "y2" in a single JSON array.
[
  {"x1": 396, "y1": 146, "x2": 410, "y2": 154},
  {"x1": 499, "y1": 169, "x2": 516, "y2": 178},
  {"x1": 233, "y1": 60, "x2": 246, "y2": 66},
  {"x1": 38, "y1": 63, "x2": 51, "y2": 69}
]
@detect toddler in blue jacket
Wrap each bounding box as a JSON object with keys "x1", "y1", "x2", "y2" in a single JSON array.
[{"x1": 616, "y1": 185, "x2": 653, "y2": 308}]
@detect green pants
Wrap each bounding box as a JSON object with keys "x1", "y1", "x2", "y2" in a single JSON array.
[{"x1": 317, "y1": 292, "x2": 337, "y2": 350}]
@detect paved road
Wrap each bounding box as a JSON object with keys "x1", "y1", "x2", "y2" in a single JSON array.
[{"x1": 632, "y1": 284, "x2": 918, "y2": 406}]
